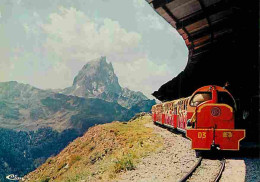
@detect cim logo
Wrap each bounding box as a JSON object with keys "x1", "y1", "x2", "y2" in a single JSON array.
[
  {"x1": 6, "y1": 174, "x2": 23, "y2": 181},
  {"x1": 211, "y1": 107, "x2": 221, "y2": 117}
]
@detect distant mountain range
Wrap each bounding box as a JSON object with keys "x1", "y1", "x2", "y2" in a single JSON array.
[
  {"x1": 0, "y1": 57, "x2": 155, "y2": 133},
  {"x1": 0, "y1": 81, "x2": 131, "y2": 133},
  {"x1": 0, "y1": 56, "x2": 155, "y2": 181}
]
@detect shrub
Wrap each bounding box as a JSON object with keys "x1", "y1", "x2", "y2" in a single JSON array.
[
  {"x1": 40, "y1": 176, "x2": 50, "y2": 182},
  {"x1": 114, "y1": 156, "x2": 135, "y2": 173},
  {"x1": 69, "y1": 155, "x2": 81, "y2": 165},
  {"x1": 57, "y1": 162, "x2": 67, "y2": 171}
]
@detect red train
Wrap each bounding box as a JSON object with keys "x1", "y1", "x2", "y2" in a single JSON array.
[{"x1": 151, "y1": 85, "x2": 245, "y2": 152}]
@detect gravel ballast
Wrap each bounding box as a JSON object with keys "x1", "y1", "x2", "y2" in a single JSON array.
[
  {"x1": 117, "y1": 123, "x2": 197, "y2": 182},
  {"x1": 187, "y1": 159, "x2": 222, "y2": 182}
]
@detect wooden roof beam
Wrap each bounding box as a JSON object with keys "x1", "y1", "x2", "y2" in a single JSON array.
[
  {"x1": 149, "y1": 0, "x2": 175, "y2": 9},
  {"x1": 162, "y1": 5, "x2": 194, "y2": 48},
  {"x1": 191, "y1": 32, "x2": 233, "y2": 56},
  {"x1": 189, "y1": 18, "x2": 232, "y2": 41},
  {"x1": 176, "y1": 0, "x2": 231, "y2": 29}
]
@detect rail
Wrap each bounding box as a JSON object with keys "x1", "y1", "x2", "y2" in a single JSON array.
[
  {"x1": 214, "y1": 158, "x2": 226, "y2": 182},
  {"x1": 178, "y1": 157, "x2": 226, "y2": 182},
  {"x1": 178, "y1": 157, "x2": 202, "y2": 182}
]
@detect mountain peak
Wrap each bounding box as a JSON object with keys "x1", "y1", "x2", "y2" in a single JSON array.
[
  {"x1": 61, "y1": 57, "x2": 152, "y2": 109},
  {"x1": 81, "y1": 56, "x2": 109, "y2": 70},
  {"x1": 67, "y1": 57, "x2": 121, "y2": 98}
]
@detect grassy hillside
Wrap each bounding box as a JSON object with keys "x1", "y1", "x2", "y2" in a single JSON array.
[{"x1": 23, "y1": 115, "x2": 163, "y2": 182}]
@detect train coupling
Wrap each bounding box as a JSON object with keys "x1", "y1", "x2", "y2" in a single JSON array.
[{"x1": 211, "y1": 144, "x2": 220, "y2": 150}]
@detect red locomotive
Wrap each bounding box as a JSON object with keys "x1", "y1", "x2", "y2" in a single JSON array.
[{"x1": 151, "y1": 85, "x2": 245, "y2": 152}]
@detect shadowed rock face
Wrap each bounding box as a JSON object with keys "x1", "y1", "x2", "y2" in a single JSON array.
[
  {"x1": 62, "y1": 56, "x2": 152, "y2": 109},
  {"x1": 71, "y1": 56, "x2": 122, "y2": 98}
]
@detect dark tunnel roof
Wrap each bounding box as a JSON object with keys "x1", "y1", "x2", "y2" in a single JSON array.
[
  {"x1": 146, "y1": 0, "x2": 259, "y2": 102},
  {"x1": 146, "y1": 0, "x2": 238, "y2": 60}
]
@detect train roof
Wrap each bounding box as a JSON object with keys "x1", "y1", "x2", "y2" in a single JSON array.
[{"x1": 190, "y1": 85, "x2": 234, "y2": 98}]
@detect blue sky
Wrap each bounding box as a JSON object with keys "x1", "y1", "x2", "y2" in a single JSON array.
[{"x1": 0, "y1": 0, "x2": 188, "y2": 98}]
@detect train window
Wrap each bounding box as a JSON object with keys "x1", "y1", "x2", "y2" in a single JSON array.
[
  {"x1": 218, "y1": 92, "x2": 236, "y2": 109},
  {"x1": 190, "y1": 92, "x2": 212, "y2": 107}
]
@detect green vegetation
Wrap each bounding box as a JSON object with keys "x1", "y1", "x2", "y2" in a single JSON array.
[
  {"x1": 0, "y1": 128, "x2": 78, "y2": 182},
  {"x1": 0, "y1": 101, "x2": 20, "y2": 119},
  {"x1": 40, "y1": 176, "x2": 51, "y2": 182},
  {"x1": 114, "y1": 155, "x2": 135, "y2": 173}
]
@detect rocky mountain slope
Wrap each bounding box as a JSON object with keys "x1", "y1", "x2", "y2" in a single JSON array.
[{"x1": 61, "y1": 57, "x2": 152, "y2": 109}]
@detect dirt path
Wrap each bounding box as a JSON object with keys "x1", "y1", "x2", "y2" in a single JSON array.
[{"x1": 116, "y1": 123, "x2": 197, "y2": 182}]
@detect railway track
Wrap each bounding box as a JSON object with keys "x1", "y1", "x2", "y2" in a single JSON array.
[{"x1": 179, "y1": 157, "x2": 226, "y2": 182}]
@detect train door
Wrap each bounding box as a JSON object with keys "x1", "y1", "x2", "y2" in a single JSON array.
[
  {"x1": 161, "y1": 105, "x2": 164, "y2": 125},
  {"x1": 163, "y1": 103, "x2": 168, "y2": 124},
  {"x1": 177, "y1": 100, "x2": 186, "y2": 132},
  {"x1": 165, "y1": 103, "x2": 170, "y2": 125},
  {"x1": 177, "y1": 102, "x2": 180, "y2": 128},
  {"x1": 168, "y1": 103, "x2": 171, "y2": 125},
  {"x1": 152, "y1": 106, "x2": 155, "y2": 122},
  {"x1": 159, "y1": 105, "x2": 161, "y2": 124},
  {"x1": 167, "y1": 103, "x2": 171, "y2": 125},
  {"x1": 170, "y1": 102, "x2": 174, "y2": 127},
  {"x1": 166, "y1": 103, "x2": 170, "y2": 125},
  {"x1": 183, "y1": 100, "x2": 188, "y2": 129},
  {"x1": 173, "y1": 104, "x2": 177, "y2": 128},
  {"x1": 180, "y1": 100, "x2": 185, "y2": 129},
  {"x1": 157, "y1": 105, "x2": 160, "y2": 123},
  {"x1": 155, "y1": 106, "x2": 158, "y2": 122},
  {"x1": 177, "y1": 101, "x2": 182, "y2": 129}
]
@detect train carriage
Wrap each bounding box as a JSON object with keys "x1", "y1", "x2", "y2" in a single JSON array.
[{"x1": 152, "y1": 85, "x2": 245, "y2": 151}]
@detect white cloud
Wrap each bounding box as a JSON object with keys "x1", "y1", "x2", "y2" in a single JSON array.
[
  {"x1": 38, "y1": 61, "x2": 73, "y2": 89},
  {"x1": 133, "y1": 1, "x2": 165, "y2": 31},
  {"x1": 33, "y1": 12, "x2": 39, "y2": 18},
  {"x1": 41, "y1": 7, "x2": 141, "y2": 63},
  {"x1": 138, "y1": 14, "x2": 165, "y2": 30},
  {"x1": 133, "y1": 0, "x2": 146, "y2": 8},
  {"x1": 113, "y1": 56, "x2": 176, "y2": 98}
]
